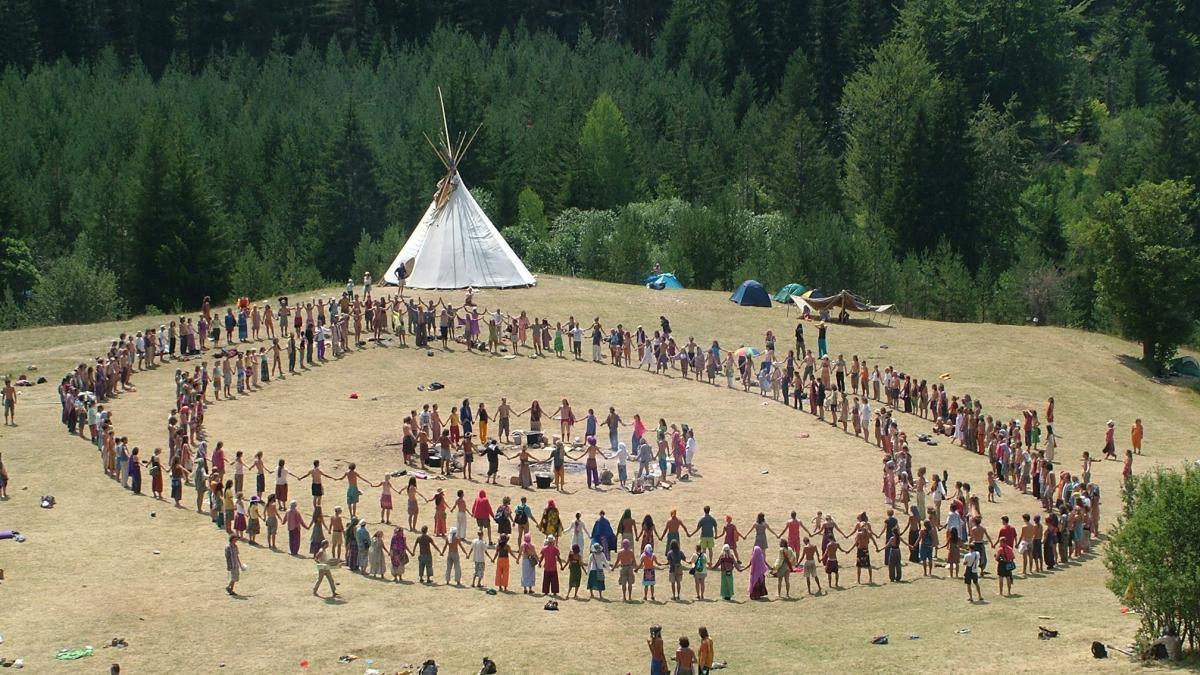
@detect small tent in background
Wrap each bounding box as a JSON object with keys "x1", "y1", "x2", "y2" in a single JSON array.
[
  {"x1": 773, "y1": 283, "x2": 807, "y2": 304},
  {"x1": 1169, "y1": 355, "x2": 1200, "y2": 377},
  {"x1": 645, "y1": 273, "x2": 684, "y2": 290},
  {"x1": 731, "y1": 280, "x2": 772, "y2": 307}
]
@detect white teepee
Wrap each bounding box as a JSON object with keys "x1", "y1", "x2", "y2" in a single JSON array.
[{"x1": 383, "y1": 91, "x2": 535, "y2": 290}]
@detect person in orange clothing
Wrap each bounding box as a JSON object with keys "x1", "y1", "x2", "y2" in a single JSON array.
[
  {"x1": 1131, "y1": 418, "x2": 1144, "y2": 455},
  {"x1": 697, "y1": 626, "x2": 715, "y2": 675}
]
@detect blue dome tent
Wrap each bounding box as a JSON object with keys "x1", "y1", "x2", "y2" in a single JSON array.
[
  {"x1": 645, "y1": 273, "x2": 684, "y2": 290},
  {"x1": 730, "y1": 279, "x2": 772, "y2": 307}
]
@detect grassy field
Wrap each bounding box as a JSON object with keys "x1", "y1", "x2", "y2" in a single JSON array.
[{"x1": 1, "y1": 275, "x2": 1196, "y2": 673}]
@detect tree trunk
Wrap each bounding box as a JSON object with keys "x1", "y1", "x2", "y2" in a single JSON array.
[{"x1": 1142, "y1": 341, "x2": 1156, "y2": 371}]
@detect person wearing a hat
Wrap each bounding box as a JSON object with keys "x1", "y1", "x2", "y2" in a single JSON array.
[
  {"x1": 1102, "y1": 419, "x2": 1118, "y2": 460},
  {"x1": 431, "y1": 488, "x2": 448, "y2": 536},
  {"x1": 538, "y1": 535, "x2": 561, "y2": 596},
  {"x1": 224, "y1": 534, "x2": 246, "y2": 595},
  {"x1": 246, "y1": 495, "x2": 263, "y2": 545},
  {"x1": 586, "y1": 541, "x2": 611, "y2": 598}
]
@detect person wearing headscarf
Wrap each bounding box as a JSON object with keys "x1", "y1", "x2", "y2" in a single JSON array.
[
  {"x1": 355, "y1": 520, "x2": 371, "y2": 576},
  {"x1": 539, "y1": 499, "x2": 563, "y2": 542},
  {"x1": 591, "y1": 510, "x2": 616, "y2": 557},
  {"x1": 471, "y1": 490, "x2": 494, "y2": 545},
  {"x1": 283, "y1": 500, "x2": 309, "y2": 557},
  {"x1": 389, "y1": 527, "x2": 409, "y2": 581},
  {"x1": 713, "y1": 544, "x2": 742, "y2": 600},
  {"x1": 640, "y1": 543, "x2": 663, "y2": 601},
  {"x1": 586, "y1": 542, "x2": 611, "y2": 599},
  {"x1": 520, "y1": 533, "x2": 538, "y2": 593},
  {"x1": 368, "y1": 530, "x2": 386, "y2": 578},
  {"x1": 748, "y1": 545, "x2": 769, "y2": 599}
]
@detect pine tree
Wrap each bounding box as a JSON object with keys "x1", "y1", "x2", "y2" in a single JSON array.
[
  {"x1": 573, "y1": 93, "x2": 636, "y2": 210},
  {"x1": 768, "y1": 111, "x2": 839, "y2": 217},
  {"x1": 0, "y1": 0, "x2": 39, "y2": 71},
  {"x1": 310, "y1": 104, "x2": 389, "y2": 280},
  {"x1": 127, "y1": 112, "x2": 231, "y2": 311}
]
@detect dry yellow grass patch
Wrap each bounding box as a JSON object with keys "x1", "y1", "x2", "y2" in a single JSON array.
[{"x1": 0, "y1": 275, "x2": 1195, "y2": 673}]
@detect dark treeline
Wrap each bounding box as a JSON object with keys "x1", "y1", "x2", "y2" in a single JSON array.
[{"x1": 1, "y1": 0, "x2": 1199, "y2": 368}]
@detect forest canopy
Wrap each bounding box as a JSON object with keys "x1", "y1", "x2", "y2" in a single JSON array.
[{"x1": 1, "y1": 0, "x2": 1198, "y2": 369}]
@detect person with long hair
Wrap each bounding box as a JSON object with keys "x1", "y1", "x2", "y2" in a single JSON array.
[
  {"x1": 747, "y1": 545, "x2": 769, "y2": 600},
  {"x1": 491, "y1": 533, "x2": 512, "y2": 591}
]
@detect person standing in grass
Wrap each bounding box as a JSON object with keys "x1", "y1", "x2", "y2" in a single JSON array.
[
  {"x1": 821, "y1": 538, "x2": 844, "y2": 589},
  {"x1": 690, "y1": 544, "x2": 709, "y2": 600},
  {"x1": 491, "y1": 533, "x2": 512, "y2": 591},
  {"x1": 539, "y1": 535, "x2": 562, "y2": 596},
  {"x1": 648, "y1": 625, "x2": 667, "y2": 675},
  {"x1": 963, "y1": 545, "x2": 982, "y2": 602},
  {"x1": 283, "y1": 499, "x2": 309, "y2": 556},
  {"x1": 697, "y1": 627, "x2": 714, "y2": 675},
  {"x1": 470, "y1": 530, "x2": 488, "y2": 588},
  {"x1": 3, "y1": 376, "x2": 17, "y2": 426},
  {"x1": 675, "y1": 636, "x2": 697, "y2": 675},
  {"x1": 586, "y1": 542, "x2": 610, "y2": 599},
  {"x1": 389, "y1": 527, "x2": 409, "y2": 581},
  {"x1": 773, "y1": 539, "x2": 796, "y2": 598},
  {"x1": 712, "y1": 544, "x2": 742, "y2": 601},
  {"x1": 1101, "y1": 419, "x2": 1118, "y2": 460},
  {"x1": 224, "y1": 534, "x2": 246, "y2": 596},
  {"x1": 565, "y1": 543, "x2": 583, "y2": 598},
  {"x1": 995, "y1": 537, "x2": 1015, "y2": 596},
  {"x1": 799, "y1": 538, "x2": 821, "y2": 594},
  {"x1": 851, "y1": 513, "x2": 879, "y2": 585},
  {"x1": 414, "y1": 525, "x2": 439, "y2": 584},
  {"x1": 519, "y1": 533, "x2": 539, "y2": 594},
  {"x1": 313, "y1": 540, "x2": 339, "y2": 598},
  {"x1": 368, "y1": 530, "x2": 386, "y2": 578}
]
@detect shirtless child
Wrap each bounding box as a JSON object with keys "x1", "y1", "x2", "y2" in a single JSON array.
[{"x1": 3, "y1": 376, "x2": 16, "y2": 426}]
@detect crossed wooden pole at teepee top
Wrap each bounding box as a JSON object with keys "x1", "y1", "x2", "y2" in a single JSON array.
[{"x1": 422, "y1": 87, "x2": 483, "y2": 209}]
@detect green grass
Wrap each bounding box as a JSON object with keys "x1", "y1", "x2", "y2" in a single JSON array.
[{"x1": 0, "y1": 275, "x2": 1194, "y2": 672}]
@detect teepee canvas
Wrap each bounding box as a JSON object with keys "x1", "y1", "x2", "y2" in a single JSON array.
[{"x1": 383, "y1": 90, "x2": 535, "y2": 290}]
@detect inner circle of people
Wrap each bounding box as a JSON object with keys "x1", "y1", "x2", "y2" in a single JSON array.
[{"x1": 52, "y1": 278, "x2": 1127, "y2": 605}]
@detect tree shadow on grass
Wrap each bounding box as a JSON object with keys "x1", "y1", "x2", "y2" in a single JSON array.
[{"x1": 1116, "y1": 354, "x2": 1199, "y2": 392}]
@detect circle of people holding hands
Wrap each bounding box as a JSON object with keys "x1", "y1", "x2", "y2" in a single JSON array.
[{"x1": 46, "y1": 279, "x2": 1137, "y2": 606}]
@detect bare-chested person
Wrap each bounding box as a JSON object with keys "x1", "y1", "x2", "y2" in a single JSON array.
[
  {"x1": 298, "y1": 459, "x2": 335, "y2": 509},
  {"x1": 851, "y1": 514, "x2": 879, "y2": 585},
  {"x1": 3, "y1": 376, "x2": 16, "y2": 426},
  {"x1": 800, "y1": 537, "x2": 822, "y2": 594},
  {"x1": 338, "y1": 463, "x2": 377, "y2": 519},
  {"x1": 1019, "y1": 513, "x2": 1039, "y2": 575},
  {"x1": 969, "y1": 517, "x2": 995, "y2": 575},
  {"x1": 497, "y1": 398, "x2": 513, "y2": 443}
]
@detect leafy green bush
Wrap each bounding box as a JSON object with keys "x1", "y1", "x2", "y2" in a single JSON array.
[
  {"x1": 1106, "y1": 466, "x2": 1200, "y2": 652},
  {"x1": 25, "y1": 252, "x2": 128, "y2": 325}
]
